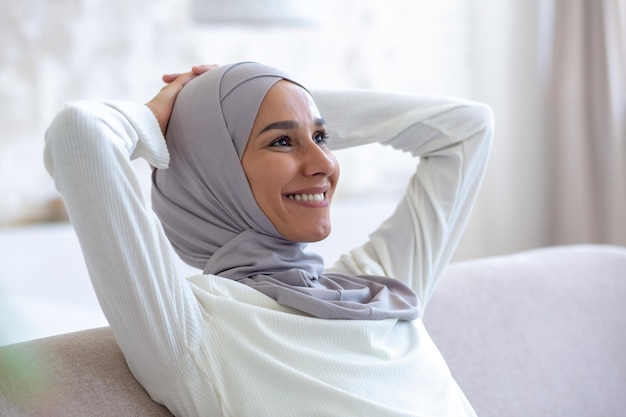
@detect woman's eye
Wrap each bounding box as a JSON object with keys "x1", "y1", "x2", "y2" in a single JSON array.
[
  {"x1": 270, "y1": 136, "x2": 290, "y2": 147},
  {"x1": 314, "y1": 132, "x2": 329, "y2": 145}
]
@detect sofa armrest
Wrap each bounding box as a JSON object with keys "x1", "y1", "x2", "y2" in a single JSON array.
[
  {"x1": 0, "y1": 327, "x2": 173, "y2": 417},
  {"x1": 424, "y1": 244, "x2": 626, "y2": 417}
]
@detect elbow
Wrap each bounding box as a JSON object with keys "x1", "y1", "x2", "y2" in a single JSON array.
[
  {"x1": 46, "y1": 102, "x2": 98, "y2": 142},
  {"x1": 45, "y1": 102, "x2": 94, "y2": 148},
  {"x1": 479, "y1": 102, "x2": 495, "y2": 137},
  {"x1": 460, "y1": 101, "x2": 495, "y2": 150},
  {"x1": 468, "y1": 101, "x2": 495, "y2": 137},
  {"x1": 44, "y1": 101, "x2": 107, "y2": 177},
  {"x1": 44, "y1": 104, "x2": 82, "y2": 177}
]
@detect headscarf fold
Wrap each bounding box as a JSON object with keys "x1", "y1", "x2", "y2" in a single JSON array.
[{"x1": 152, "y1": 62, "x2": 420, "y2": 320}]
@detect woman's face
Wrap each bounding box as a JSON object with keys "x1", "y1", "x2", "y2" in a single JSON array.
[{"x1": 242, "y1": 81, "x2": 340, "y2": 242}]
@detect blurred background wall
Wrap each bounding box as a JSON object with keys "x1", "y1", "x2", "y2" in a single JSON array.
[
  {"x1": 1, "y1": 0, "x2": 624, "y2": 261},
  {"x1": 1, "y1": 0, "x2": 625, "y2": 345}
]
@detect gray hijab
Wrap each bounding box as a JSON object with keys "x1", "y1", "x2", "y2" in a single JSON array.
[{"x1": 152, "y1": 62, "x2": 420, "y2": 320}]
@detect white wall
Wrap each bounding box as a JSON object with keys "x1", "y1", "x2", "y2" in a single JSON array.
[
  {"x1": 460, "y1": 0, "x2": 553, "y2": 258},
  {"x1": 6, "y1": 0, "x2": 609, "y2": 345},
  {"x1": 1, "y1": 0, "x2": 558, "y2": 262},
  {"x1": 1, "y1": 0, "x2": 485, "y2": 345}
]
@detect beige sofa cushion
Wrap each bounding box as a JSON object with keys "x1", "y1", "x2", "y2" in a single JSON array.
[
  {"x1": 1, "y1": 244, "x2": 624, "y2": 416},
  {"x1": 424, "y1": 244, "x2": 626, "y2": 417},
  {"x1": 0, "y1": 326, "x2": 173, "y2": 417}
]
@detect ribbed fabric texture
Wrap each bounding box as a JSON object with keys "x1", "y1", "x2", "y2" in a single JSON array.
[{"x1": 44, "y1": 89, "x2": 493, "y2": 417}]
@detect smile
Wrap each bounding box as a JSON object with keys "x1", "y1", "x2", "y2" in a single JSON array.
[{"x1": 286, "y1": 192, "x2": 325, "y2": 202}]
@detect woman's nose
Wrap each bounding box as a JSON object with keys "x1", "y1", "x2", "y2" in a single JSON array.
[{"x1": 302, "y1": 143, "x2": 336, "y2": 177}]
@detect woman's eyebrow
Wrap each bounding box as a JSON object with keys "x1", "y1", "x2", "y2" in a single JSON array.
[
  {"x1": 258, "y1": 118, "x2": 326, "y2": 136},
  {"x1": 259, "y1": 120, "x2": 298, "y2": 135}
]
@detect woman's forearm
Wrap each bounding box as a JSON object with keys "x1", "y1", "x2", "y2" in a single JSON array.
[{"x1": 44, "y1": 100, "x2": 203, "y2": 398}]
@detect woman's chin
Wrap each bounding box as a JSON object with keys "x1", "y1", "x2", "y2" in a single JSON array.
[{"x1": 282, "y1": 223, "x2": 332, "y2": 243}]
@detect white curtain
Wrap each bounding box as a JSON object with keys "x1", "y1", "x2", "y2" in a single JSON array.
[
  {"x1": 456, "y1": 0, "x2": 626, "y2": 260},
  {"x1": 547, "y1": 0, "x2": 626, "y2": 245},
  {"x1": 455, "y1": 0, "x2": 552, "y2": 259}
]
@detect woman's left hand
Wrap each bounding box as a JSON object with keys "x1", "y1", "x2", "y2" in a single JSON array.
[{"x1": 146, "y1": 64, "x2": 218, "y2": 135}]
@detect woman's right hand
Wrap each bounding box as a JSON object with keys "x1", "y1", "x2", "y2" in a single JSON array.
[{"x1": 146, "y1": 64, "x2": 218, "y2": 135}]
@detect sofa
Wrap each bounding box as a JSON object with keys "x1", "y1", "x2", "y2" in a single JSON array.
[{"x1": 1, "y1": 244, "x2": 625, "y2": 417}]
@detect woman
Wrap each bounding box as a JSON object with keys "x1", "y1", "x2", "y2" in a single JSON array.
[{"x1": 45, "y1": 62, "x2": 493, "y2": 416}]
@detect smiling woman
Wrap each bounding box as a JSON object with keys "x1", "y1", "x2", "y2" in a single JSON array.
[
  {"x1": 44, "y1": 61, "x2": 493, "y2": 416},
  {"x1": 151, "y1": 63, "x2": 419, "y2": 324},
  {"x1": 242, "y1": 80, "x2": 340, "y2": 243}
]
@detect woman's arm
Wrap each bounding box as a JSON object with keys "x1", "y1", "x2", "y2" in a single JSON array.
[
  {"x1": 313, "y1": 89, "x2": 494, "y2": 307},
  {"x1": 44, "y1": 98, "x2": 204, "y2": 400}
]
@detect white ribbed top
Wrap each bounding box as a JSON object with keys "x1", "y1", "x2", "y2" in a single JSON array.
[{"x1": 44, "y1": 88, "x2": 493, "y2": 417}]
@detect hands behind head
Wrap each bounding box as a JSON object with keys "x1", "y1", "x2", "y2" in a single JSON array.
[{"x1": 146, "y1": 64, "x2": 218, "y2": 135}]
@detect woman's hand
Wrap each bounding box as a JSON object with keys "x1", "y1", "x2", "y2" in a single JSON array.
[{"x1": 146, "y1": 64, "x2": 218, "y2": 135}]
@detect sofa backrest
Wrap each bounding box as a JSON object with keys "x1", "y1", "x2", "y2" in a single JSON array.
[
  {"x1": 423, "y1": 244, "x2": 626, "y2": 417},
  {"x1": 1, "y1": 244, "x2": 625, "y2": 416},
  {"x1": 0, "y1": 326, "x2": 173, "y2": 417}
]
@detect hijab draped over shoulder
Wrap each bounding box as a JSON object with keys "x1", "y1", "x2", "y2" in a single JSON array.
[{"x1": 152, "y1": 62, "x2": 420, "y2": 320}]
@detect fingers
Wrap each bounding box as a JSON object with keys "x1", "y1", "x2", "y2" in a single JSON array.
[
  {"x1": 147, "y1": 70, "x2": 205, "y2": 134},
  {"x1": 192, "y1": 64, "x2": 218, "y2": 75},
  {"x1": 159, "y1": 72, "x2": 197, "y2": 94},
  {"x1": 148, "y1": 65, "x2": 219, "y2": 135},
  {"x1": 162, "y1": 73, "x2": 181, "y2": 83},
  {"x1": 162, "y1": 64, "x2": 219, "y2": 84},
  {"x1": 169, "y1": 71, "x2": 197, "y2": 89}
]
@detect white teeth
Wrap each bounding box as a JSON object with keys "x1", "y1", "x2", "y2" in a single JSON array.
[{"x1": 287, "y1": 193, "x2": 324, "y2": 202}]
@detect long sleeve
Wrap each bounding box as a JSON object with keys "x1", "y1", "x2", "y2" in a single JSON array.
[
  {"x1": 43, "y1": 92, "x2": 486, "y2": 417},
  {"x1": 43, "y1": 101, "x2": 205, "y2": 401},
  {"x1": 312, "y1": 89, "x2": 494, "y2": 307}
]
